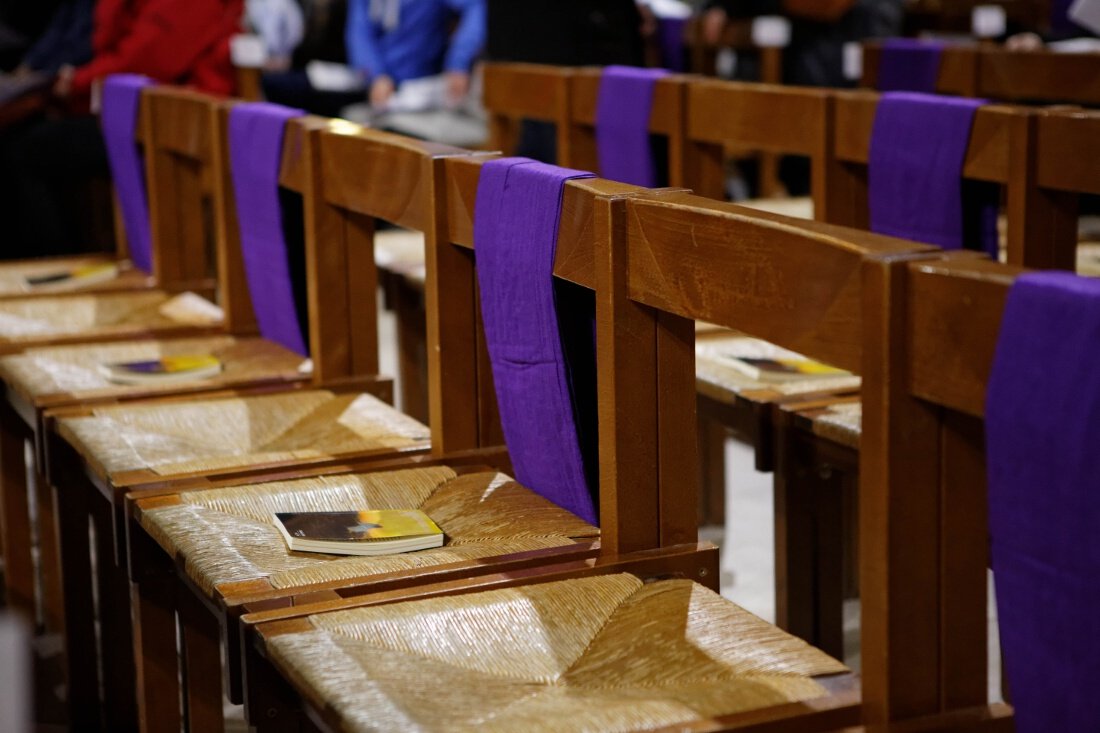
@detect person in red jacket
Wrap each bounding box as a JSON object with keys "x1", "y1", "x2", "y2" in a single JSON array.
[{"x1": 0, "y1": 0, "x2": 244, "y2": 258}]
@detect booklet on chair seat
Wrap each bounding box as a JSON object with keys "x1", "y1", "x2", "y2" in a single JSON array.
[
  {"x1": 725, "y1": 356, "x2": 850, "y2": 383},
  {"x1": 99, "y1": 355, "x2": 223, "y2": 385},
  {"x1": 22, "y1": 262, "x2": 120, "y2": 291},
  {"x1": 274, "y1": 510, "x2": 445, "y2": 556}
]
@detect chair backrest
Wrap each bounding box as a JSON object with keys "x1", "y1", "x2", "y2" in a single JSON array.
[
  {"x1": 682, "y1": 80, "x2": 834, "y2": 209},
  {"x1": 482, "y1": 63, "x2": 573, "y2": 161},
  {"x1": 301, "y1": 124, "x2": 489, "y2": 420},
  {"x1": 823, "y1": 90, "x2": 1092, "y2": 271},
  {"x1": 862, "y1": 43, "x2": 1100, "y2": 106},
  {"x1": 901, "y1": 0, "x2": 1048, "y2": 34},
  {"x1": 140, "y1": 86, "x2": 222, "y2": 292},
  {"x1": 565, "y1": 66, "x2": 687, "y2": 187},
  {"x1": 860, "y1": 249, "x2": 1037, "y2": 725}
]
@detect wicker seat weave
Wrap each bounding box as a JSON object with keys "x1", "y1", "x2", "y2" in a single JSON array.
[
  {"x1": 0, "y1": 291, "x2": 222, "y2": 343},
  {"x1": 695, "y1": 334, "x2": 861, "y2": 398},
  {"x1": 0, "y1": 257, "x2": 137, "y2": 296},
  {"x1": 268, "y1": 574, "x2": 848, "y2": 733},
  {"x1": 139, "y1": 468, "x2": 598, "y2": 595},
  {"x1": 55, "y1": 390, "x2": 430, "y2": 478},
  {"x1": 0, "y1": 336, "x2": 306, "y2": 401},
  {"x1": 809, "y1": 402, "x2": 862, "y2": 448}
]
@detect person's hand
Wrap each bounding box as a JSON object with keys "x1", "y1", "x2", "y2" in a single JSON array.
[
  {"x1": 370, "y1": 74, "x2": 395, "y2": 108},
  {"x1": 703, "y1": 7, "x2": 728, "y2": 46},
  {"x1": 52, "y1": 65, "x2": 74, "y2": 99},
  {"x1": 1006, "y1": 32, "x2": 1044, "y2": 51},
  {"x1": 445, "y1": 70, "x2": 470, "y2": 105}
]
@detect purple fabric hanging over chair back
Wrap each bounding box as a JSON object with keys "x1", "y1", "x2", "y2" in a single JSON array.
[
  {"x1": 876, "y1": 38, "x2": 945, "y2": 92},
  {"x1": 474, "y1": 158, "x2": 599, "y2": 524},
  {"x1": 986, "y1": 271, "x2": 1100, "y2": 732},
  {"x1": 228, "y1": 102, "x2": 309, "y2": 356},
  {"x1": 101, "y1": 74, "x2": 155, "y2": 274},
  {"x1": 658, "y1": 17, "x2": 688, "y2": 71},
  {"x1": 595, "y1": 66, "x2": 669, "y2": 188},
  {"x1": 869, "y1": 92, "x2": 997, "y2": 256}
]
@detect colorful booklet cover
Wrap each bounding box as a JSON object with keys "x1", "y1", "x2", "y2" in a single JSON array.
[
  {"x1": 98, "y1": 355, "x2": 223, "y2": 385},
  {"x1": 726, "y1": 356, "x2": 850, "y2": 383},
  {"x1": 274, "y1": 510, "x2": 445, "y2": 556},
  {"x1": 23, "y1": 262, "x2": 120, "y2": 291}
]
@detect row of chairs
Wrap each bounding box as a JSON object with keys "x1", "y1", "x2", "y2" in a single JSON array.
[{"x1": 0, "y1": 61, "x2": 1091, "y2": 726}]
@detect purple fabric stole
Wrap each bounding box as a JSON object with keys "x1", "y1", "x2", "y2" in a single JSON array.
[
  {"x1": 869, "y1": 92, "x2": 997, "y2": 256},
  {"x1": 658, "y1": 17, "x2": 688, "y2": 71},
  {"x1": 101, "y1": 74, "x2": 155, "y2": 273},
  {"x1": 595, "y1": 66, "x2": 669, "y2": 188},
  {"x1": 474, "y1": 158, "x2": 599, "y2": 524},
  {"x1": 876, "y1": 38, "x2": 945, "y2": 93},
  {"x1": 986, "y1": 271, "x2": 1100, "y2": 732},
  {"x1": 228, "y1": 102, "x2": 309, "y2": 356}
]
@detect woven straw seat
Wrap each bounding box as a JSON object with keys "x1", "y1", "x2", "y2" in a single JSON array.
[
  {"x1": 0, "y1": 336, "x2": 306, "y2": 403},
  {"x1": 737, "y1": 196, "x2": 814, "y2": 221},
  {"x1": 0, "y1": 290, "x2": 222, "y2": 343},
  {"x1": 55, "y1": 390, "x2": 430, "y2": 479},
  {"x1": 0, "y1": 257, "x2": 146, "y2": 296},
  {"x1": 138, "y1": 467, "x2": 598, "y2": 596},
  {"x1": 807, "y1": 401, "x2": 861, "y2": 449},
  {"x1": 267, "y1": 573, "x2": 848, "y2": 733},
  {"x1": 695, "y1": 333, "x2": 861, "y2": 400},
  {"x1": 374, "y1": 229, "x2": 426, "y2": 286}
]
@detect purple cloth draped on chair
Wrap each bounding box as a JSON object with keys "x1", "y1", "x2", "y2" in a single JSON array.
[
  {"x1": 595, "y1": 66, "x2": 669, "y2": 188},
  {"x1": 869, "y1": 92, "x2": 997, "y2": 255},
  {"x1": 658, "y1": 17, "x2": 688, "y2": 71},
  {"x1": 474, "y1": 158, "x2": 599, "y2": 524},
  {"x1": 228, "y1": 102, "x2": 309, "y2": 356},
  {"x1": 986, "y1": 271, "x2": 1100, "y2": 732},
  {"x1": 101, "y1": 74, "x2": 155, "y2": 274},
  {"x1": 876, "y1": 38, "x2": 945, "y2": 92}
]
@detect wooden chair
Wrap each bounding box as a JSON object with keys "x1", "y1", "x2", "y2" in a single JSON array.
[
  {"x1": 862, "y1": 43, "x2": 1100, "y2": 107},
  {"x1": 774, "y1": 101, "x2": 1100, "y2": 664},
  {"x1": 0, "y1": 85, "x2": 219, "y2": 301},
  {"x1": 38, "y1": 116, "x2": 478, "y2": 731},
  {"x1": 115, "y1": 135, "x2": 624, "y2": 732},
  {"x1": 0, "y1": 86, "x2": 235, "y2": 633},
  {"x1": 900, "y1": 0, "x2": 1049, "y2": 34},
  {"x1": 228, "y1": 158, "x2": 948, "y2": 733}
]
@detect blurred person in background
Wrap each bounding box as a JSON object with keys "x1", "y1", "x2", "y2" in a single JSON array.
[
  {"x1": 264, "y1": 0, "x2": 485, "y2": 116},
  {"x1": 0, "y1": 0, "x2": 64, "y2": 70},
  {"x1": 6, "y1": 0, "x2": 95, "y2": 78},
  {"x1": 0, "y1": 0, "x2": 245, "y2": 258}
]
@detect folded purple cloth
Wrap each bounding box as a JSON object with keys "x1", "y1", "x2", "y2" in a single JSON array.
[
  {"x1": 869, "y1": 92, "x2": 997, "y2": 255},
  {"x1": 877, "y1": 38, "x2": 945, "y2": 93},
  {"x1": 474, "y1": 158, "x2": 599, "y2": 524},
  {"x1": 986, "y1": 271, "x2": 1100, "y2": 732},
  {"x1": 228, "y1": 102, "x2": 309, "y2": 356},
  {"x1": 658, "y1": 17, "x2": 688, "y2": 72},
  {"x1": 595, "y1": 65, "x2": 669, "y2": 188},
  {"x1": 101, "y1": 74, "x2": 155, "y2": 273}
]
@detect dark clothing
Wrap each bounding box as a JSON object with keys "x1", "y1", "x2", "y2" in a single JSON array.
[
  {"x1": 0, "y1": 115, "x2": 110, "y2": 258},
  {"x1": 487, "y1": 0, "x2": 645, "y2": 66},
  {"x1": 21, "y1": 0, "x2": 94, "y2": 74},
  {"x1": 707, "y1": 0, "x2": 904, "y2": 87},
  {"x1": 293, "y1": 0, "x2": 350, "y2": 64},
  {"x1": 262, "y1": 69, "x2": 367, "y2": 116}
]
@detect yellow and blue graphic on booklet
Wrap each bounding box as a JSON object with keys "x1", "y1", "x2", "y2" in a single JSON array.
[{"x1": 275, "y1": 510, "x2": 444, "y2": 556}]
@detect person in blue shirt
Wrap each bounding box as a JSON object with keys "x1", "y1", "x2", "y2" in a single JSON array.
[{"x1": 347, "y1": 0, "x2": 485, "y2": 108}]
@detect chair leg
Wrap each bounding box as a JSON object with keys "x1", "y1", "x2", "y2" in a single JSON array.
[
  {"x1": 130, "y1": 528, "x2": 181, "y2": 733},
  {"x1": 773, "y1": 423, "x2": 846, "y2": 660},
  {"x1": 244, "y1": 635, "x2": 304, "y2": 733},
  {"x1": 54, "y1": 476, "x2": 101, "y2": 729},
  {"x1": 179, "y1": 586, "x2": 225, "y2": 733},
  {"x1": 697, "y1": 414, "x2": 727, "y2": 526},
  {"x1": 92, "y1": 493, "x2": 138, "y2": 732},
  {"x1": 394, "y1": 279, "x2": 428, "y2": 424},
  {"x1": 0, "y1": 402, "x2": 34, "y2": 620},
  {"x1": 35, "y1": 467, "x2": 65, "y2": 634}
]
